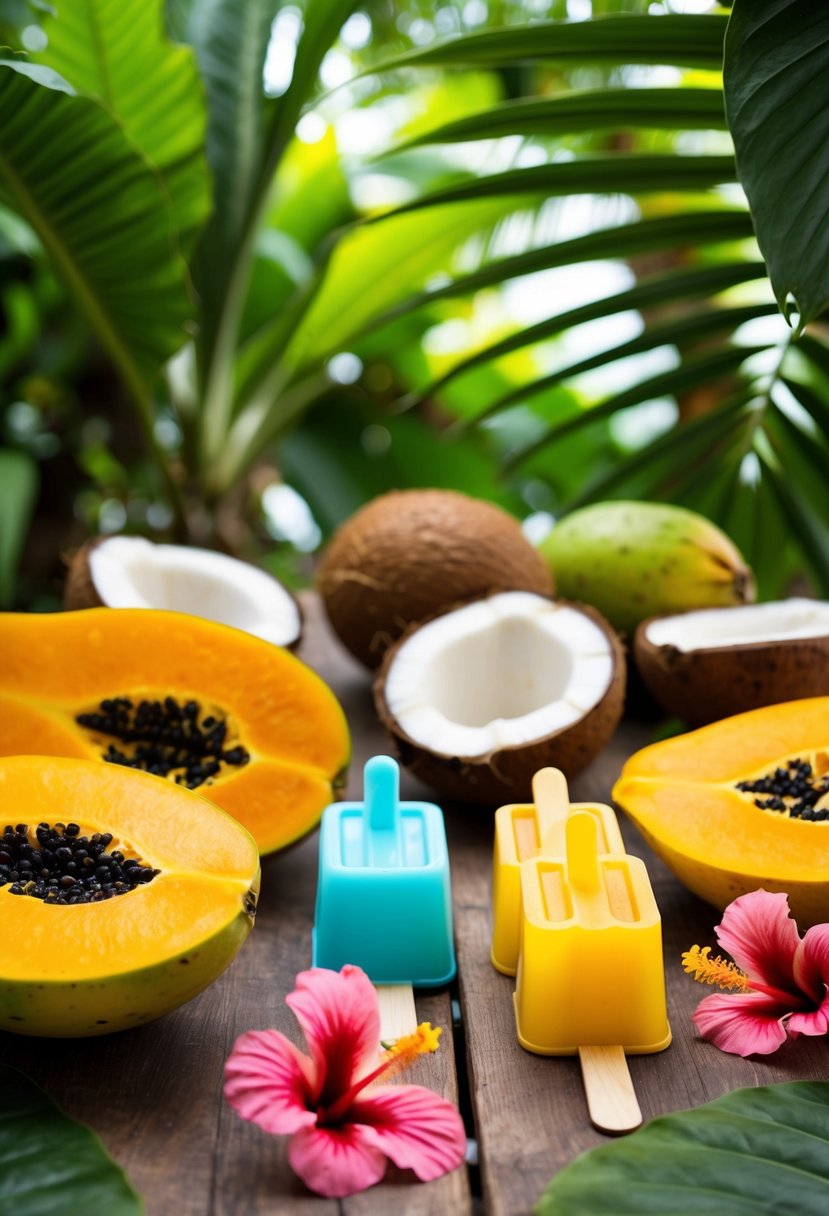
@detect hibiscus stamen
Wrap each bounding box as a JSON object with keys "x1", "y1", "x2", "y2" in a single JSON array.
[
  {"x1": 319, "y1": 1023, "x2": 442, "y2": 1123},
  {"x1": 375, "y1": 1023, "x2": 443, "y2": 1081},
  {"x1": 682, "y1": 944, "x2": 753, "y2": 992}
]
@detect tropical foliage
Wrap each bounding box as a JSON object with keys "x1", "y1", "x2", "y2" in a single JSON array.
[
  {"x1": 0, "y1": 0, "x2": 827, "y2": 599},
  {"x1": 537, "y1": 1081, "x2": 829, "y2": 1216},
  {"x1": 0, "y1": 1065, "x2": 142, "y2": 1214}
]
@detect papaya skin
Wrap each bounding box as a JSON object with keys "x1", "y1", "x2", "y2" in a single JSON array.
[
  {"x1": 0, "y1": 757, "x2": 260, "y2": 1037},
  {"x1": 0, "y1": 609, "x2": 350, "y2": 855},
  {"x1": 613, "y1": 698, "x2": 829, "y2": 926}
]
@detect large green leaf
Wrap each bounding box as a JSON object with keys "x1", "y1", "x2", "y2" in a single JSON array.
[
  {"x1": 0, "y1": 64, "x2": 193, "y2": 406},
  {"x1": 724, "y1": 1, "x2": 829, "y2": 326},
  {"x1": 262, "y1": 0, "x2": 358, "y2": 187},
  {"x1": 215, "y1": 196, "x2": 518, "y2": 492},
  {"x1": 284, "y1": 197, "x2": 523, "y2": 370},
  {"x1": 401, "y1": 88, "x2": 727, "y2": 146},
  {"x1": 0, "y1": 1066, "x2": 142, "y2": 1216},
  {"x1": 185, "y1": 0, "x2": 279, "y2": 327},
  {"x1": 371, "y1": 13, "x2": 728, "y2": 72},
  {"x1": 188, "y1": 0, "x2": 357, "y2": 465},
  {"x1": 234, "y1": 125, "x2": 353, "y2": 405},
  {"x1": 0, "y1": 447, "x2": 36, "y2": 608},
  {"x1": 41, "y1": 0, "x2": 209, "y2": 248},
  {"x1": 380, "y1": 154, "x2": 737, "y2": 218},
  {"x1": 179, "y1": 0, "x2": 280, "y2": 461},
  {"x1": 537, "y1": 1082, "x2": 829, "y2": 1216}
]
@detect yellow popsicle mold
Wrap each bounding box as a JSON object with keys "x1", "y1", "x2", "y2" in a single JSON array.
[
  {"x1": 513, "y1": 811, "x2": 671, "y2": 1056},
  {"x1": 491, "y1": 768, "x2": 625, "y2": 975}
]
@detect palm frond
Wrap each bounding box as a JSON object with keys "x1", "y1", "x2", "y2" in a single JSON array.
[
  {"x1": 398, "y1": 88, "x2": 726, "y2": 147},
  {"x1": 363, "y1": 211, "x2": 755, "y2": 335},
  {"x1": 375, "y1": 154, "x2": 736, "y2": 218},
  {"x1": 368, "y1": 13, "x2": 728, "y2": 72},
  {"x1": 459, "y1": 304, "x2": 778, "y2": 433},
  {"x1": 399, "y1": 261, "x2": 767, "y2": 406},
  {"x1": 503, "y1": 345, "x2": 765, "y2": 470}
]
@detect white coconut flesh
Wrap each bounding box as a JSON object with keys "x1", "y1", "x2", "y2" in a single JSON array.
[
  {"x1": 644, "y1": 598, "x2": 829, "y2": 653},
  {"x1": 383, "y1": 592, "x2": 614, "y2": 757},
  {"x1": 88, "y1": 537, "x2": 301, "y2": 646}
]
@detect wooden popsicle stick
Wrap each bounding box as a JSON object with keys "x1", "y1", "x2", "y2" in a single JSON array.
[
  {"x1": 376, "y1": 983, "x2": 418, "y2": 1044},
  {"x1": 533, "y1": 768, "x2": 569, "y2": 825},
  {"x1": 578, "y1": 1045, "x2": 642, "y2": 1135}
]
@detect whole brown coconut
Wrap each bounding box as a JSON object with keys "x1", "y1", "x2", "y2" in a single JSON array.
[{"x1": 317, "y1": 489, "x2": 554, "y2": 668}]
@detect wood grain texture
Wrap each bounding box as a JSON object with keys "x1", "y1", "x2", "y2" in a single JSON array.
[
  {"x1": 376, "y1": 985, "x2": 419, "y2": 1042},
  {"x1": 449, "y1": 724, "x2": 829, "y2": 1216},
  {"x1": 0, "y1": 596, "x2": 469, "y2": 1216},
  {"x1": 3, "y1": 594, "x2": 829, "y2": 1216}
]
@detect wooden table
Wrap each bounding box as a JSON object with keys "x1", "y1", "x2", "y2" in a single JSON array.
[{"x1": 3, "y1": 597, "x2": 828, "y2": 1215}]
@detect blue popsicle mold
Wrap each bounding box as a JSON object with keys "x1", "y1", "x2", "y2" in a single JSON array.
[{"x1": 312, "y1": 755, "x2": 456, "y2": 985}]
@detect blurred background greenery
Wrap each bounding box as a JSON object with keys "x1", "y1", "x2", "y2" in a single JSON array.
[{"x1": 1, "y1": 0, "x2": 827, "y2": 610}]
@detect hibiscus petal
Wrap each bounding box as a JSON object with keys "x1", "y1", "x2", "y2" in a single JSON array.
[
  {"x1": 692, "y1": 991, "x2": 789, "y2": 1057},
  {"x1": 224, "y1": 1029, "x2": 318, "y2": 1135},
  {"x1": 714, "y1": 890, "x2": 801, "y2": 999},
  {"x1": 351, "y1": 1085, "x2": 467, "y2": 1182},
  {"x1": 792, "y1": 923, "x2": 829, "y2": 1008},
  {"x1": 286, "y1": 966, "x2": 380, "y2": 1102},
  {"x1": 288, "y1": 1123, "x2": 387, "y2": 1198},
  {"x1": 787, "y1": 997, "x2": 829, "y2": 1038}
]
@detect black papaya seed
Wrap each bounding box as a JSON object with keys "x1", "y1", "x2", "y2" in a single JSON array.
[
  {"x1": 75, "y1": 694, "x2": 250, "y2": 789},
  {"x1": 0, "y1": 822, "x2": 160, "y2": 904}
]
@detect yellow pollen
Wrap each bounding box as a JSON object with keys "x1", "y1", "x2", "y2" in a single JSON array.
[
  {"x1": 397, "y1": 1022, "x2": 441, "y2": 1056},
  {"x1": 373, "y1": 1023, "x2": 443, "y2": 1083},
  {"x1": 682, "y1": 945, "x2": 753, "y2": 992}
]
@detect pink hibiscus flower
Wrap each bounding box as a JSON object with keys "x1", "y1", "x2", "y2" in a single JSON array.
[
  {"x1": 682, "y1": 889, "x2": 829, "y2": 1057},
  {"x1": 224, "y1": 965, "x2": 466, "y2": 1198}
]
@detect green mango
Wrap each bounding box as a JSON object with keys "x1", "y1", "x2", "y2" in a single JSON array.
[{"x1": 539, "y1": 501, "x2": 754, "y2": 636}]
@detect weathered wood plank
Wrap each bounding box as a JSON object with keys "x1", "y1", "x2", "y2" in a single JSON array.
[
  {"x1": 0, "y1": 598, "x2": 470, "y2": 1216},
  {"x1": 299, "y1": 598, "x2": 472, "y2": 1216},
  {"x1": 451, "y1": 723, "x2": 829, "y2": 1216},
  {"x1": 4, "y1": 592, "x2": 829, "y2": 1216}
]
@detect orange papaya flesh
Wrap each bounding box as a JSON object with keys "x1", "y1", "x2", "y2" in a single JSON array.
[
  {"x1": 613, "y1": 697, "x2": 829, "y2": 925},
  {"x1": 0, "y1": 609, "x2": 350, "y2": 854},
  {"x1": 0, "y1": 756, "x2": 260, "y2": 1037}
]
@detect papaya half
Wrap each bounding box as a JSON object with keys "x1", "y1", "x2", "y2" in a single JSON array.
[
  {"x1": 0, "y1": 755, "x2": 260, "y2": 1037},
  {"x1": 0, "y1": 609, "x2": 349, "y2": 854},
  {"x1": 613, "y1": 697, "x2": 829, "y2": 925}
]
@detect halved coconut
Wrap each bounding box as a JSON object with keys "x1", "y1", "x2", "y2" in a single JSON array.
[
  {"x1": 374, "y1": 591, "x2": 625, "y2": 804},
  {"x1": 65, "y1": 537, "x2": 302, "y2": 649},
  {"x1": 635, "y1": 598, "x2": 829, "y2": 725}
]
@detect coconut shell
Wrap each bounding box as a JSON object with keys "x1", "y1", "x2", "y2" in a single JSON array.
[
  {"x1": 374, "y1": 598, "x2": 626, "y2": 805},
  {"x1": 63, "y1": 536, "x2": 304, "y2": 650},
  {"x1": 634, "y1": 613, "x2": 829, "y2": 726},
  {"x1": 64, "y1": 538, "x2": 107, "y2": 610},
  {"x1": 317, "y1": 488, "x2": 554, "y2": 669}
]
